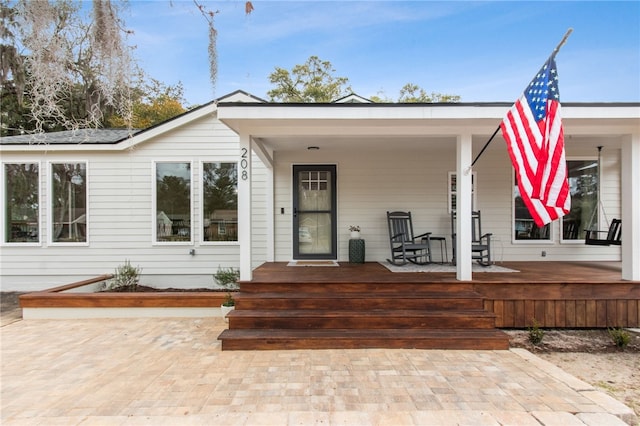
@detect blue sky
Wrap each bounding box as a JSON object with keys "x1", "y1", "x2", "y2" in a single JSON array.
[{"x1": 123, "y1": 1, "x2": 640, "y2": 106}]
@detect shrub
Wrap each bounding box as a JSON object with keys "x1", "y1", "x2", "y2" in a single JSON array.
[
  {"x1": 527, "y1": 318, "x2": 545, "y2": 345},
  {"x1": 214, "y1": 266, "x2": 239, "y2": 307},
  {"x1": 608, "y1": 327, "x2": 631, "y2": 349},
  {"x1": 104, "y1": 260, "x2": 142, "y2": 291}
]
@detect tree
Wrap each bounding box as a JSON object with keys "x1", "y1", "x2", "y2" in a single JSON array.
[
  {"x1": 397, "y1": 83, "x2": 460, "y2": 103},
  {"x1": 0, "y1": 0, "x2": 136, "y2": 134},
  {"x1": 105, "y1": 79, "x2": 186, "y2": 129},
  {"x1": 267, "y1": 56, "x2": 352, "y2": 103},
  {"x1": 192, "y1": 0, "x2": 254, "y2": 94},
  {"x1": 370, "y1": 84, "x2": 460, "y2": 103}
]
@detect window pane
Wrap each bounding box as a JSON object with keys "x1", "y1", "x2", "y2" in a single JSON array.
[
  {"x1": 156, "y1": 162, "x2": 191, "y2": 242},
  {"x1": 51, "y1": 163, "x2": 87, "y2": 243},
  {"x1": 563, "y1": 160, "x2": 598, "y2": 240},
  {"x1": 513, "y1": 174, "x2": 550, "y2": 240},
  {"x1": 203, "y1": 162, "x2": 237, "y2": 242},
  {"x1": 4, "y1": 163, "x2": 39, "y2": 243}
]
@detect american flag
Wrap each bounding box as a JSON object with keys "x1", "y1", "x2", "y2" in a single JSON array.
[{"x1": 500, "y1": 55, "x2": 570, "y2": 227}]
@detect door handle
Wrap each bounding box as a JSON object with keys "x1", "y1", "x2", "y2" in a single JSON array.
[{"x1": 293, "y1": 208, "x2": 297, "y2": 218}]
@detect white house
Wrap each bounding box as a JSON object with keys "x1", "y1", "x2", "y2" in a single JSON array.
[{"x1": 1, "y1": 90, "x2": 638, "y2": 291}]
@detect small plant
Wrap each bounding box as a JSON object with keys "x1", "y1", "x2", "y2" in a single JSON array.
[
  {"x1": 527, "y1": 318, "x2": 545, "y2": 345},
  {"x1": 222, "y1": 293, "x2": 235, "y2": 307},
  {"x1": 608, "y1": 327, "x2": 631, "y2": 349},
  {"x1": 104, "y1": 260, "x2": 142, "y2": 291},
  {"x1": 348, "y1": 225, "x2": 360, "y2": 232},
  {"x1": 214, "y1": 266, "x2": 240, "y2": 307}
]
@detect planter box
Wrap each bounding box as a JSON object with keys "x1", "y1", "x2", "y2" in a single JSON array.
[{"x1": 19, "y1": 275, "x2": 235, "y2": 319}]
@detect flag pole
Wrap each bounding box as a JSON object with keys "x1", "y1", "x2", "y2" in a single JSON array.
[
  {"x1": 471, "y1": 125, "x2": 500, "y2": 167},
  {"x1": 552, "y1": 28, "x2": 573, "y2": 56},
  {"x1": 470, "y1": 28, "x2": 574, "y2": 168}
]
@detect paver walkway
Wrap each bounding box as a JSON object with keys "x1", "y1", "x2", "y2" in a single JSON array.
[{"x1": 1, "y1": 317, "x2": 636, "y2": 425}]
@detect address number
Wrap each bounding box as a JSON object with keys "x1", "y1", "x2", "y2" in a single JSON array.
[{"x1": 240, "y1": 148, "x2": 248, "y2": 180}]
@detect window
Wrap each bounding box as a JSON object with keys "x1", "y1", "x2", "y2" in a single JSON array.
[
  {"x1": 448, "y1": 171, "x2": 476, "y2": 213},
  {"x1": 202, "y1": 162, "x2": 237, "y2": 242},
  {"x1": 51, "y1": 162, "x2": 87, "y2": 243},
  {"x1": 155, "y1": 162, "x2": 192, "y2": 243},
  {"x1": 513, "y1": 172, "x2": 551, "y2": 241},
  {"x1": 562, "y1": 159, "x2": 598, "y2": 241},
  {"x1": 3, "y1": 163, "x2": 40, "y2": 243}
]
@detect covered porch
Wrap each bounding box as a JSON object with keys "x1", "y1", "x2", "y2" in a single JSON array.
[{"x1": 217, "y1": 101, "x2": 640, "y2": 283}]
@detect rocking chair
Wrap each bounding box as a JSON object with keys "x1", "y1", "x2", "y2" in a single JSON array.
[
  {"x1": 387, "y1": 211, "x2": 433, "y2": 265},
  {"x1": 451, "y1": 210, "x2": 492, "y2": 266},
  {"x1": 585, "y1": 219, "x2": 621, "y2": 246}
]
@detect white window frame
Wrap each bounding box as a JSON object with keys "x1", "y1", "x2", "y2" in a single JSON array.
[
  {"x1": 200, "y1": 160, "x2": 239, "y2": 245},
  {"x1": 48, "y1": 160, "x2": 89, "y2": 246},
  {"x1": 448, "y1": 171, "x2": 476, "y2": 214},
  {"x1": 152, "y1": 160, "x2": 194, "y2": 245},
  {"x1": 560, "y1": 156, "x2": 598, "y2": 244},
  {"x1": 1, "y1": 161, "x2": 42, "y2": 246}
]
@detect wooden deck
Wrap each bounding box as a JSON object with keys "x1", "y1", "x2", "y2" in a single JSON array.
[
  {"x1": 248, "y1": 261, "x2": 640, "y2": 328},
  {"x1": 218, "y1": 261, "x2": 640, "y2": 350}
]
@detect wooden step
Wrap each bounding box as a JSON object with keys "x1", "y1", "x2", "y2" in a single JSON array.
[
  {"x1": 218, "y1": 328, "x2": 511, "y2": 351},
  {"x1": 238, "y1": 281, "x2": 475, "y2": 294},
  {"x1": 219, "y1": 276, "x2": 510, "y2": 351},
  {"x1": 234, "y1": 291, "x2": 484, "y2": 311},
  {"x1": 227, "y1": 309, "x2": 497, "y2": 329}
]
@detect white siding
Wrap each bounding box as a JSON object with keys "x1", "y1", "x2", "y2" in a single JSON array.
[{"x1": 0, "y1": 115, "x2": 268, "y2": 290}]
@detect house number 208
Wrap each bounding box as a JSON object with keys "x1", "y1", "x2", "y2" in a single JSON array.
[{"x1": 240, "y1": 148, "x2": 248, "y2": 180}]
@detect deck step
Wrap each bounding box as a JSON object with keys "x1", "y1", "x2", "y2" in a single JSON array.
[
  {"x1": 239, "y1": 281, "x2": 475, "y2": 294},
  {"x1": 228, "y1": 309, "x2": 497, "y2": 329},
  {"x1": 218, "y1": 275, "x2": 510, "y2": 351},
  {"x1": 218, "y1": 328, "x2": 511, "y2": 350},
  {"x1": 234, "y1": 291, "x2": 484, "y2": 310}
]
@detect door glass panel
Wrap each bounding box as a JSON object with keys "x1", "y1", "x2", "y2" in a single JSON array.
[{"x1": 298, "y1": 212, "x2": 331, "y2": 254}]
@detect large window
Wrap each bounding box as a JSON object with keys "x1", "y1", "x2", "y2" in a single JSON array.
[
  {"x1": 51, "y1": 162, "x2": 87, "y2": 243},
  {"x1": 155, "y1": 162, "x2": 192, "y2": 243},
  {"x1": 513, "y1": 173, "x2": 551, "y2": 241},
  {"x1": 3, "y1": 163, "x2": 40, "y2": 243},
  {"x1": 562, "y1": 159, "x2": 598, "y2": 241},
  {"x1": 202, "y1": 162, "x2": 237, "y2": 242}
]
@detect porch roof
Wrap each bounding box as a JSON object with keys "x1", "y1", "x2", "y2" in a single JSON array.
[{"x1": 217, "y1": 102, "x2": 639, "y2": 152}]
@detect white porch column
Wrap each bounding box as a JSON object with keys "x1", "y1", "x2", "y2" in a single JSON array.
[
  {"x1": 238, "y1": 133, "x2": 253, "y2": 281},
  {"x1": 621, "y1": 133, "x2": 639, "y2": 280},
  {"x1": 265, "y1": 164, "x2": 275, "y2": 262},
  {"x1": 456, "y1": 133, "x2": 473, "y2": 281},
  {"x1": 252, "y1": 138, "x2": 275, "y2": 262}
]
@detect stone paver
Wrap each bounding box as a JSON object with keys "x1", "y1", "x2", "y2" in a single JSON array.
[{"x1": 1, "y1": 318, "x2": 637, "y2": 425}]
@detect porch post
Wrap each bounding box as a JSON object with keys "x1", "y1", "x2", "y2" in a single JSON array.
[
  {"x1": 250, "y1": 138, "x2": 275, "y2": 262},
  {"x1": 456, "y1": 133, "x2": 473, "y2": 281},
  {"x1": 265, "y1": 163, "x2": 275, "y2": 262},
  {"x1": 238, "y1": 133, "x2": 253, "y2": 281},
  {"x1": 621, "y1": 133, "x2": 639, "y2": 281}
]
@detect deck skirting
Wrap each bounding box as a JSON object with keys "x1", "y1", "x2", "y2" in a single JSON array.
[{"x1": 476, "y1": 283, "x2": 640, "y2": 328}]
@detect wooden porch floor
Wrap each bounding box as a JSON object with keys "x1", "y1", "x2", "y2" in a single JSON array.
[{"x1": 251, "y1": 261, "x2": 630, "y2": 284}]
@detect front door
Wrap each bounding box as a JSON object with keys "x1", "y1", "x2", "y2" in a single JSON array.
[{"x1": 293, "y1": 165, "x2": 337, "y2": 259}]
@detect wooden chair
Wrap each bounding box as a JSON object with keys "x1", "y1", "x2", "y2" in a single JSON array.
[
  {"x1": 451, "y1": 210, "x2": 492, "y2": 266},
  {"x1": 386, "y1": 211, "x2": 433, "y2": 265},
  {"x1": 585, "y1": 219, "x2": 621, "y2": 246}
]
